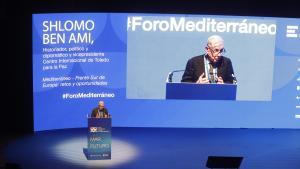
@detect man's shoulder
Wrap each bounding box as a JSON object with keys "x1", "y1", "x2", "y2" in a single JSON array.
[
  {"x1": 221, "y1": 56, "x2": 232, "y2": 63},
  {"x1": 188, "y1": 54, "x2": 205, "y2": 62}
]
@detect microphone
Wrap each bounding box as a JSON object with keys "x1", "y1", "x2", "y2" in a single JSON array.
[
  {"x1": 231, "y1": 74, "x2": 237, "y2": 84},
  {"x1": 167, "y1": 72, "x2": 174, "y2": 82},
  {"x1": 167, "y1": 70, "x2": 185, "y2": 82},
  {"x1": 212, "y1": 67, "x2": 218, "y2": 83},
  {"x1": 208, "y1": 64, "x2": 218, "y2": 83}
]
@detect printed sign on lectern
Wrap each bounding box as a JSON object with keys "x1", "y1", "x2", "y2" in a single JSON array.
[{"x1": 83, "y1": 117, "x2": 111, "y2": 160}]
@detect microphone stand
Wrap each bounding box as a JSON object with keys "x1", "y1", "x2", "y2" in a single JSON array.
[{"x1": 167, "y1": 70, "x2": 185, "y2": 82}]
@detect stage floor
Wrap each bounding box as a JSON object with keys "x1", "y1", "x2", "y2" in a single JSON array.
[{"x1": 4, "y1": 127, "x2": 300, "y2": 169}]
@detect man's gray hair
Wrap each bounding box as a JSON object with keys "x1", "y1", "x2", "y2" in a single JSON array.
[{"x1": 207, "y1": 35, "x2": 224, "y2": 46}]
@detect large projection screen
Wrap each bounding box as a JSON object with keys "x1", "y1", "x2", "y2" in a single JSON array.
[{"x1": 33, "y1": 13, "x2": 300, "y2": 131}]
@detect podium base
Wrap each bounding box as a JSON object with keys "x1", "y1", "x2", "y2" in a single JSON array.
[{"x1": 83, "y1": 148, "x2": 111, "y2": 160}]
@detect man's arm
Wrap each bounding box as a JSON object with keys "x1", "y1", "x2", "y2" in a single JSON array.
[
  {"x1": 104, "y1": 108, "x2": 110, "y2": 118},
  {"x1": 181, "y1": 59, "x2": 195, "y2": 82},
  {"x1": 224, "y1": 59, "x2": 235, "y2": 84},
  {"x1": 91, "y1": 108, "x2": 97, "y2": 117}
]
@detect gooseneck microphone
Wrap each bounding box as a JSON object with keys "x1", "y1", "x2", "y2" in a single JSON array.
[
  {"x1": 167, "y1": 70, "x2": 185, "y2": 82},
  {"x1": 232, "y1": 74, "x2": 237, "y2": 84},
  {"x1": 167, "y1": 72, "x2": 173, "y2": 82}
]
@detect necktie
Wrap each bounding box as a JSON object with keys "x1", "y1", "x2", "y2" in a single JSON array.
[{"x1": 209, "y1": 63, "x2": 215, "y2": 83}]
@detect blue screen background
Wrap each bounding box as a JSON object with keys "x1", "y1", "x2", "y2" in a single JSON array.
[{"x1": 33, "y1": 13, "x2": 300, "y2": 131}]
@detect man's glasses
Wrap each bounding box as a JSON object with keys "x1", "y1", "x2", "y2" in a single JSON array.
[{"x1": 207, "y1": 46, "x2": 226, "y2": 54}]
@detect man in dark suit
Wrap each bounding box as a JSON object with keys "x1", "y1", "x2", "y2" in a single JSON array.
[
  {"x1": 181, "y1": 35, "x2": 235, "y2": 84},
  {"x1": 91, "y1": 101, "x2": 110, "y2": 118}
]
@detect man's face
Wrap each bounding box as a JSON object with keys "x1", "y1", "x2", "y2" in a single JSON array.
[
  {"x1": 98, "y1": 101, "x2": 104, "y2": 110},
  {"x1": 205, "y1": 40, "x2": 225, "y2": 63}
]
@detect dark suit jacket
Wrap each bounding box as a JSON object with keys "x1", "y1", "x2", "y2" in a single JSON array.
[
  {"x1": 181, "y1": 54, "x2": 234, "y2": 83},
  {"x1": 91, "y1": 107, "x2": 109, "y2": 118}
]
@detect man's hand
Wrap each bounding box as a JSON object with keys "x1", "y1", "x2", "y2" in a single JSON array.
[
  {"x1": 217, "y1": 76, "x2": 224, "y2": 84},
  {"x1": 196, "y1": 73, "x2": 209, "y2": 84}
]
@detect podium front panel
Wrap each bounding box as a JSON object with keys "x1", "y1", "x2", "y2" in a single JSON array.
[
  {"x1": 166, "y1": 82, "x2": 237, "y2": 100},
  {"x1": 84, "y1": 118, "x2": 112, "y2": 160}
]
